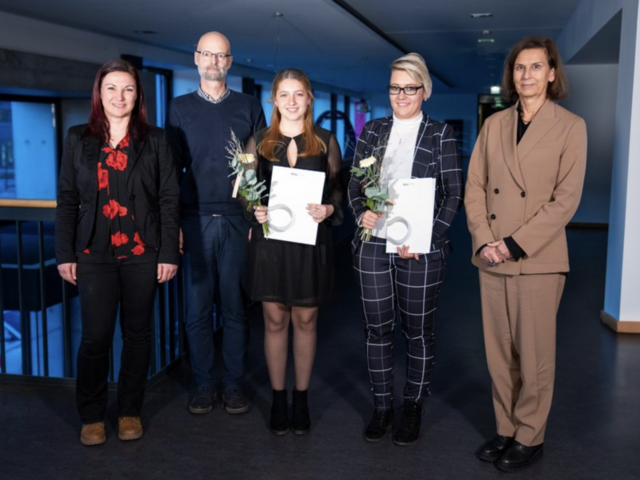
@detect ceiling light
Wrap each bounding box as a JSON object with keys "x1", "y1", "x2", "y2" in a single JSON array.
[
  {"x1": 490, "y1": 85, "x2": 501, "y2": 95},
  {"x1": 477, "y1": 38, "x2": 495, "y2": 43},
  {"x1": 471, "y1": 13, "x2": 493, "y2": 18}
]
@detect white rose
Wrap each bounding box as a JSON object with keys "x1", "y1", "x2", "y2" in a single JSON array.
[
  {"x1": 359, "y1": 156, "x2": 376, "y2": 168},
  {"x1": 238, "y1": 153, "x2": 255, "y2": 164}
]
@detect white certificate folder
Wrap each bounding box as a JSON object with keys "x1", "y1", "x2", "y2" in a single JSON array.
[
  {"x1": 267, "y1": 166, "x2": 326, "y2": 245},
  {"x1": 385, "y1": 178, "x2": 436, "y2": 254}
]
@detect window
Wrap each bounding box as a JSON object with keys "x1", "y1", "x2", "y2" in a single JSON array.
[{"x1": 0, "y1": 99, "x2": 58, "y2": 200}]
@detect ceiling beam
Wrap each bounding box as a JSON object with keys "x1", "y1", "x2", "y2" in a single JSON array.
[{"x1": 331, "y1": 0, "x2": 453, "y2": 89}]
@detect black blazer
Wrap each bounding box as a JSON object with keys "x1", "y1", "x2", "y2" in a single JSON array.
[
  {"x1": 347, "y1": 116, "x2": 463, "y2": 258},
  {"x1": 55, "y1": 124, "x2": 180, "y2": 265}
]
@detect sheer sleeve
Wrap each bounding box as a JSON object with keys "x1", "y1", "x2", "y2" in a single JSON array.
[{"x1": 323, "y1": 135, "x2": 344, "y2": 226}]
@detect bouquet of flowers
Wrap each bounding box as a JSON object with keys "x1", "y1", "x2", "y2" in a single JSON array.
[
  {"x1": 227, "y1": 130, "x2": 269, "y2": 236},
  {"x1": 350, "y1": 146, "x2": 394, "y2": 242}
]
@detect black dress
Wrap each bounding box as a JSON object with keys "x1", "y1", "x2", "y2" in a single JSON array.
[{"x1": 246, "y1": 127, "x2": 343, "y2": 307}]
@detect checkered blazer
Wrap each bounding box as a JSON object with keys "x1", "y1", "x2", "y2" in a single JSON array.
[{"x1": 348, "y1": 116, "x2": 464, "y2": 257}]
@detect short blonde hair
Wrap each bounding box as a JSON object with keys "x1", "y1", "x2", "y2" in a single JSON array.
[{"x1": 391, "y1": 53, "x2": 432, "y2": 99}]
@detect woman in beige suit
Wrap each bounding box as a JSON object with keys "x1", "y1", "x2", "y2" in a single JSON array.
[{"x1": 465, "y1": 36, "x2": 587, "y2": 472}]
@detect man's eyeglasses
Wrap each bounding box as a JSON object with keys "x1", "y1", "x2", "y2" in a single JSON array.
[
  {"x1": 388, "y1": 85, "x2": 424, "y2": 96},
  {"x1": 196, "y1": 51, "x2": 232, "y2": 61}
]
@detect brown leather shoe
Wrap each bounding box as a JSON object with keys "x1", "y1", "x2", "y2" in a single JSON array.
[
  {"x1": 80, "y1": 422, "x2": 106, "y2": 446},
  {"x1": 118, "y1": 416, "x2": 143, "y2": 441}
]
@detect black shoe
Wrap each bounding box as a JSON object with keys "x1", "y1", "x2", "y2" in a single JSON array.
[
  {"x1": 223, "y1": 387, "x2": 250, "y2": 414},
  {"x1": 189, "y1": 387, "x2": 215, "y2": 414},
  {"x1": 475, "y1": 435, "x2": 515, "y2": 462},
  {"x1": 270, "y1": 389, "x2": 289, "y2": 436},
  {"x1": 495, "y1": 441, "x2": 544, "y2": 472},
  {"x1": 393, "y1": 401, "x2": 422, "y2": 446},
  {"x1": 291, "y1": 389, "x2": 310, "y2": 435},
  {"x1": 363, "y1": 409, "x2": 394, "y2": 443}
]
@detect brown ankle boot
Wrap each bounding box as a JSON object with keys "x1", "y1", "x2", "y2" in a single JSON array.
[
  {"x1": 80, "y1": 422, "x2": 106, "y2": 446},
  {"x1": 118, "y1": 416, "x2": 143, "y2": 441}
]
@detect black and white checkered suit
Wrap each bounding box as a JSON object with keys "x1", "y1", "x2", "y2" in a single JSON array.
[{"x1": 348, "y1": 116, "x2": 463, "y2": 410}]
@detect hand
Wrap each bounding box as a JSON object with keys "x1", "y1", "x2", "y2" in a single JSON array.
[
  {"x1": 58, "y1": 262, "x2": 77, "y2": 285},
  {"x1": 179, "y1": 228, "x2": 184, "y2": 255},
  {"x1": 307, "y1": 203, "x2": 334, "y2": 223},
  {"x1": 488, "y1": 240, "x2": 512, "y2": 261},
  {"x1": 360, "y1": 210, "x2": 382, "y2": 230},
  {"x1": 397, "y1": 245, "x2": 419, "y2": 261},
  {"x1": 157, "y1": 263, "x2": 178, "y2": 283},
  {"x1": 480, "y1": 244, "x2": 504, "y2": 267},
  {"x1": 254, "y1": 205, "x2": 268, "y2": 224}
]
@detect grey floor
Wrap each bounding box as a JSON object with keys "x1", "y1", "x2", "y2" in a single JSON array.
[{"x1": 2, "y1": 217, "x2": 639, "y2": 480}]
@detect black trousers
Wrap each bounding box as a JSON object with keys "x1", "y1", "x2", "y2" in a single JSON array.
[
  {"x1": 76, "y1": 259, "x2": 157, "y2": 423},
  {"x1": 353, "y1": 237, "x2": 445, "y2": 410}
]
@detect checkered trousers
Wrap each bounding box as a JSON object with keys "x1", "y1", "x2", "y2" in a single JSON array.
[{"x1": 353, "y1": 236, "x2": 445, "y2": 410}]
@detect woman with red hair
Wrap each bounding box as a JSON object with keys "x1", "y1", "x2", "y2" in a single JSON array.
[{"x1": 55, "y1": 59, "x2": 180, "y2": 446}]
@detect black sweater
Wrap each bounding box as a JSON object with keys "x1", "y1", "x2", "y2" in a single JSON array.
[{"x1": 167, "y1": 90, "x2": 266, "y2": 216}]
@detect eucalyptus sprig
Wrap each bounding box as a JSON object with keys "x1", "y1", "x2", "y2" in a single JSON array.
[
  {"x1": 227, "y1": 130, "x2": 269, "y2": 236},
  {"x1": 350, "y1": 148, "x2": 394, "y2": 242}
]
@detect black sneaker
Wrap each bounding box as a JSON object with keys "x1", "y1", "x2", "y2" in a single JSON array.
[
  {"x1": 393, "y1": 401, "x2": 422, "y2": 446},
  {"x1": 189, "y1": 387, "x2": 215, "y2": 414},
  {"x1": 363, "y1": 409, "x2": 394, "y2": 443},
  {"x1": 223, "y1": 387, "x2": 249, "y2": 414}
]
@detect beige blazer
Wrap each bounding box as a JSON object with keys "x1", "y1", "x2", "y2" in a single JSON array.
[{"x1": 465, "y1": 100, "x2": 588, "y2": 275}]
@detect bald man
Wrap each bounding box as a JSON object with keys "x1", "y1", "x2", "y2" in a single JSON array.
[{"x1": 167, "y1": 32, "x2": 266, "y2": 416}]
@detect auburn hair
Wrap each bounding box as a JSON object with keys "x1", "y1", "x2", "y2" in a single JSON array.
[
  {"x1": 502, "y1": 36, "x2": 570, "y2": 101},
  {"x1": 257, "y1": 69, "x2": 326, "y2": 162},
  {"x1": 86, "y1": 59, "x2": 148, "y2": 141}
]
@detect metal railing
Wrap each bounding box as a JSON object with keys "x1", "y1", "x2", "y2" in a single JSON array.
[{"x1": 0, "y1": 199, "x2": 185, "y2": 384}]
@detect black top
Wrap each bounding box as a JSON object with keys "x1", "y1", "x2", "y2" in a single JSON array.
[
  {"x1": 245, "y1": 126, "x2": 343, "y2": 307},
  {"x1": 516, "y1": 103, "x2": 531, "y2": 144}
]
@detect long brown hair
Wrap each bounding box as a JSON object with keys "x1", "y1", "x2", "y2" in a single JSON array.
[
  {"x1": 258, "y1": 69, "x2": 326, "y2": 162},
  {"x1": 501, "y1": 36, "x2": 569, "y2": 101},
  {"x1": 86, "y1": 59, "x2": 148, "y2": 141}
]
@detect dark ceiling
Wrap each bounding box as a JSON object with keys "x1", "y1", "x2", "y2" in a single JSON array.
[{"x1": 0, "y1": 0, "x2": 601, "y2": 94}]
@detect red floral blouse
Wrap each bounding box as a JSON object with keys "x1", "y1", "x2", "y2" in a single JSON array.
[{"x1": 80, "y1": 134, "x2": 153, "y2": 261}]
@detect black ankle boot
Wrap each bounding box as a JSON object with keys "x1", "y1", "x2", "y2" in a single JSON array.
[
  {"x1": 393, "y1": 401, "x2": 422, "y2": 446},
  {"x1": 291, "y1": 389, "x2": 310, "y2": 435},
  {"x1": 270, "y1": 389, "x2": 289, "y2": 435}
]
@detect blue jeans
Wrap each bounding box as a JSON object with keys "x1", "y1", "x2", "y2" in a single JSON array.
[{"x1": 181, "y1": 215, "x2": 249, "y2": 389}]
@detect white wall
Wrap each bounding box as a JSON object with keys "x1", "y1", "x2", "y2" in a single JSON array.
[
  {"x1": 558, "y1": 0, "x2": 640, "y2": 324},
  {"x1": 563, "y1": 64, "x2": 618, "y2": 224}
]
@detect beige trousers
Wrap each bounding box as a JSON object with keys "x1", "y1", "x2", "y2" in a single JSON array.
[{"x1": 479, "y1": 270, "x2": 566, "y2": 446}]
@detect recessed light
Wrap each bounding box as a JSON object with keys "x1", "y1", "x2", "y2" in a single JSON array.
[
  {"x1": 477, "y1": 38, "x2": 495, "y2": 43},
  {"x1": 471, "y1": 13, "x2": 493, "y2": 18},
  {"x1": 490, "y1": 85, "x2": 501, "y2": 95}
]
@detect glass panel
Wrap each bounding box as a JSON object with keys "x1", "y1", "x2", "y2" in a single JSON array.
[{"x1": 0, "y1": 101, "x2": 57, "y2": 200}]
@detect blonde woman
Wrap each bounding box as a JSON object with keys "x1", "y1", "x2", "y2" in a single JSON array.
[{"x1": 348, "y1": 53, "x2": 462, "y2": 446}]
